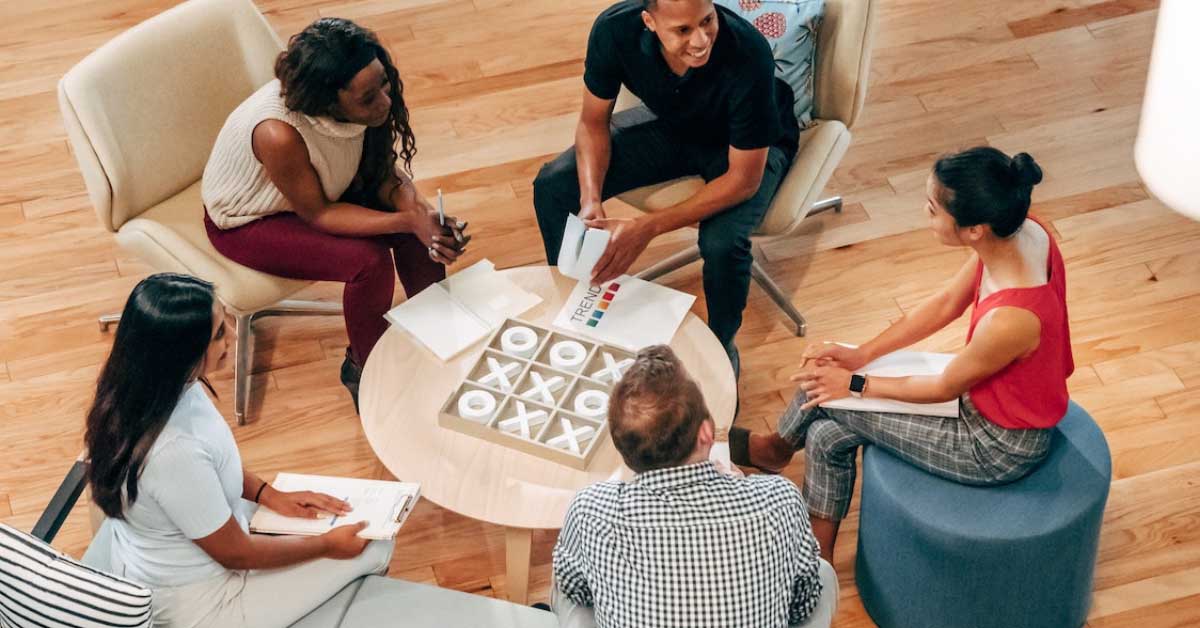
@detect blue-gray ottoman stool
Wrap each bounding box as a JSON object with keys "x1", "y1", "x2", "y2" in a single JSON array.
[{"x1": 854, "y1": 401, "x2": 1110, "y2": 628}]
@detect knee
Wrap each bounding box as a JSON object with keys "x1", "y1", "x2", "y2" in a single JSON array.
[
  {"x1": 698, "y1": 230, "x2": 752, "y2": 267},
  {"x1": 361, "y1": 539, "x2": 395, "y2": 575},
  {"x1": 805, "y1": 420, "x2": 846, "y2": 463},
  {"x1": 533, "y1": 158, "x2": 576, "y2": 208},
  {"x1": 349, "y1": 244, "x2": 393, "y2": 283}
]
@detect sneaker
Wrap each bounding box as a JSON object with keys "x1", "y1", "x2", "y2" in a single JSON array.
[{"x1": 340, "y1": 348, "x2": 362, "y2": 414}]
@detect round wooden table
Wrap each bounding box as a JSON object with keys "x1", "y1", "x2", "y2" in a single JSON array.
[{"x1": 359, "y1": 266, "x2": 736, "y2": 603}]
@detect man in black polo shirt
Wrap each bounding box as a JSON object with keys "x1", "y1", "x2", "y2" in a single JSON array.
[{"x1": 532, "y1": 0, "x2": 799, "y2": 373}]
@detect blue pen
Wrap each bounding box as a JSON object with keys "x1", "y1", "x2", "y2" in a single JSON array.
[{"x1": 328, "y1": 496, "x2": 350, "y2": 527}]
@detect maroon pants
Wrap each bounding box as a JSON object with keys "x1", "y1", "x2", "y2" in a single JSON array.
[{"x1": 205, "y1": 212, "x2": 445, "y2": 366}]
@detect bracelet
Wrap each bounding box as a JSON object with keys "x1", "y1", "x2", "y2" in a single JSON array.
[{"x1": 254, "y1": 481, "x2": 268, "y2": 503}]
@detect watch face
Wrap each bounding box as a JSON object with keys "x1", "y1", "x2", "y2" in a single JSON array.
[{"x1": 850, "y1": 374, "x2": 867, "y2": 394}]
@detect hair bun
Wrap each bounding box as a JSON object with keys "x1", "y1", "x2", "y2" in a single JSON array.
[{"x1": 1010, "y1": 152, "x2": 1043, "y2": 187}]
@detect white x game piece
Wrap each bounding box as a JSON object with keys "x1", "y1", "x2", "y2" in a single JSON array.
[
  {"x1": 498, "y1": 401, "x2": 548, "y2": 439},
  {"x1": 522, "y1": 372, "x2": 565, "y2": 405},
  {"x1": 479, "y1": 357, "x2": 520, "y2": 391},
  {"x1": 546, "y1": 417, "x2": 596, "y2": 454},
  {"x1": 592, "y1": 352, "x2": 634, "y2": 383}
]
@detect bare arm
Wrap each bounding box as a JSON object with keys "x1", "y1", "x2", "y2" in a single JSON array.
[
  {"x1": 192, "y1": 516, "x2": 368, "y2": 571},
  {"x1": 856, "y1": 255, "x2": 981, "y2": 363},
  {"x1": 576, "y1": 88, "x2": 617, "y2": 220},
  {"x1": 806, "y1": 256, "x2": 981, "y2": 371},
  {"x1": 795, "y1": 306, "x2": 1042, "y2": 408},
  {"x1": 252, "y1": 120, "x2": 417, "y2": 238},
  {"x1": 864, "y1": 307, "x2": 1041, "y2": 403}
]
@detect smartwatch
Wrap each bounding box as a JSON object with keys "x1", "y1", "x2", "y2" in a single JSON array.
[{"x1": 849, "y1": 374, "x2": 867, "y2": 399}]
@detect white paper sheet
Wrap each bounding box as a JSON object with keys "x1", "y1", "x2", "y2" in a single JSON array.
[
  {"x1": 552, "y1": 275, "x2": 695, "y2": 351},
  {"x1": 385, "y1": 259, "x2": 542, "y2": 361},
  {"x1": 557, "y1": 214, "x2": 611, "y2": 281},
  {"x1": 249, "y1": 473, "x2": 421, "y2": 541}
]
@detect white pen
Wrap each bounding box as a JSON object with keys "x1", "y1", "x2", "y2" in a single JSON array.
[{"x1": 437, "y1": 188, "x2": 445, "y2": 226}]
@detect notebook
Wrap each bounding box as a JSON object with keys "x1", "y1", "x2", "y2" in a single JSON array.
[
  {"x1": 819, "y1": 349, "x2": 959, "y2": 418},
  {"x1": 557, "y1": 214, "x2": 611, "y2": 281},
  {"x1": 249, "y1": 473, "x2": 421, "y2": 541},
  {"x1": 385, "y1": 259, "x2": 542, "y2": 361},
  {"x1": 551, "y1": 275, "x2": 696, "y2": 351}
]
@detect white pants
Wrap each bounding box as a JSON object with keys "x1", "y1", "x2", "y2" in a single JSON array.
[{"x1": 152, "y1": 539, "x2": 394, "y2": 628}]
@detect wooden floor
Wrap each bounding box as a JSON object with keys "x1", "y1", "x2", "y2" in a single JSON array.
[{"x1": 2, "y1": 0, "x2": 1197, "y2": 625}]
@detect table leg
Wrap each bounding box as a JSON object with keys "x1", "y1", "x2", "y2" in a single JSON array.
[{"x1": 504, "y1": 526, "x2": 533, "y2": 604}]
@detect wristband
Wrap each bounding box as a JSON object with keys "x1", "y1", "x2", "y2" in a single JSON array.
[{"x1": 254, "y1": 481, "x2": 268, "y2": 503}]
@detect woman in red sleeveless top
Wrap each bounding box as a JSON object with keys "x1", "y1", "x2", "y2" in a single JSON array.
[{"x1": 729, "y1": 147, "x2": 1074, "y2": 561}]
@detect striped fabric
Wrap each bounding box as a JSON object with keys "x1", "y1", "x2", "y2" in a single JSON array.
[{"x1": 0, "y1": 523, "x2": 151, "y2": 628}]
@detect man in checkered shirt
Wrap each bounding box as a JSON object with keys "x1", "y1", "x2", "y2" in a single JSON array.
[{"x1": 551, "y1": 345, "x2": 824, "y2": 627}]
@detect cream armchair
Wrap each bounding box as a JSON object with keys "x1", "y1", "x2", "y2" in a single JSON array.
[
  {"x1": 58, "y1": 0, "x2": 340, "y2": 424},
  {"x1": 618, "y1": 0, "x2": 878, "y2": 336}
]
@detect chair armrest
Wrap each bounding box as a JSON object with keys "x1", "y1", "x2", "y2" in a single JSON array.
[
  {"x1": 32, "y1": 459, "x2": 90, "y2": 543},
  {"x1": 756, "y1": 120, "x2": 851, "y2": 238}
]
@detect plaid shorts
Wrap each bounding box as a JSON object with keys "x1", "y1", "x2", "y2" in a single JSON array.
[{"x1": 778, "y1": 391, "x2": 1052, "y2": 521}]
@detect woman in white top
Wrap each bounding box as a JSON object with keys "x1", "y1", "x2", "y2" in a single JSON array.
[
  {"x1": 83, "y1": 273, "x2": 393, "y2": 628},
  {"x1": 202, "y1": 18, "x2": 470, "y2": 410}
]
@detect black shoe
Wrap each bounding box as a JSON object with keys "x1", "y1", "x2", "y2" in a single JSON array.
[
  {"x1": 531, "y1": 602, "x2": 551, "y2": 612},
  {"x1": 340, "y1": 348, "x2": 362, "y2": 414}
]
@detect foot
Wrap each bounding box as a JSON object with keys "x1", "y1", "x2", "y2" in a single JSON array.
[
  {"x1": 749, "y1": 432, "x2": 796, "y2": 471},
  {"x1": 340, "y1": 348, "x2": 362, "y2": 414},
  {"x1": 729, "y1": 427, "x2": 795, "y2": 474}
]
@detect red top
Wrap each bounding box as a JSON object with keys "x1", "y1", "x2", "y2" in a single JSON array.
[{"x1": 966, "y1": 218, "x2": 1074, "y2": 429}]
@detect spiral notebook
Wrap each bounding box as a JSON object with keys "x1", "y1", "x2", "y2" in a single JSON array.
[{"x1": 249, "y1": 474, "x2": 421, "y2": 541}]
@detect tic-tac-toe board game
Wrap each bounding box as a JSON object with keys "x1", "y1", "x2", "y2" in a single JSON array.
[{"x1": 438, "y1": 318, "x2": 636, "y2": 470}]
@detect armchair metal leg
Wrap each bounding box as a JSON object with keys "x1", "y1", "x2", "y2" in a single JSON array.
[
  {"x1": 255, "y1": 299, "x2": 343, "y2": 319},
  {"x1": 234, "y1": 313, "x2": 254, "y2": 426},
  {"x1": 808, "y1": 196, "x2": 843, "y2": 217},
  {"x1": 750, "y1": 258, "x2": 807, "y2": 337},
  {"x1": 635, "y1": 245, "x2": 702, "y2": 282},
  {"x1": 98, "y1": 313, "x2": 121, "y2": 331}
]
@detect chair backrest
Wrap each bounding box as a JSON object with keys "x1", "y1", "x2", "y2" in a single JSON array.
[
  {"x1": 58, "y1": 0, "x2": 283, "y2": 233},
  {"x1": 812, "y1": 0, "x2": 878, "y2": 129}
]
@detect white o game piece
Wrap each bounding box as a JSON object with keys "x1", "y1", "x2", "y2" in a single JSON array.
[
  {"x1": 501, "y1": 326, "x2": 538, "y2": 358},
  {"x1": 549, "y1": 340, "x2": 587, "y2": 370},
  {"x1": 457, "y1": 389, "x2": 497, "y2": 420},
  {"x1": 522, "y1": 372, "x2": 565, "y2": 406},
  {"x1": 573, "y1": 389, "x2": 609, "y2": 418}
]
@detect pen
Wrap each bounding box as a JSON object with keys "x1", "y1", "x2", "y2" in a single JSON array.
[
  {"x1": 329, "y1": 496, "x2": 350, "y2": 527},
  {"x1": 437, "y1": 188, "x2": 445, "y2": 227}
]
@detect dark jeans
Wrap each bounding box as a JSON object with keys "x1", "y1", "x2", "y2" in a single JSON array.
[{"x1": 532, "y1": 106, "x2": 791, "y2": 348}]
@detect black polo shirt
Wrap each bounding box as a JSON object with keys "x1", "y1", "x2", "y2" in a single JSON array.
[{"x1": 583, "y1": 0, "x2": 799, "y2": 156}]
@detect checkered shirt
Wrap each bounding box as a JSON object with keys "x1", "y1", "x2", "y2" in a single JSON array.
[{"x1": 553, "y1": 461, "x2": 823, "y2": 627}]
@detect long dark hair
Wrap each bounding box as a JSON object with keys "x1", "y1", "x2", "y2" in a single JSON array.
[
  {"x1": 274, "y1": 18, "x2": 416, "y2": 206},
  {"x1": 933, "y1": 147, "x2": 1044, "y2": 238},
  {"x1": 84, "y1": 274, "x2": 216, "y2": 518}
]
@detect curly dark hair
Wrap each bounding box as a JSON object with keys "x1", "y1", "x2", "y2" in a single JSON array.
[{"x1": 274, "y1": 18, "x2": 416, "y2": 206}]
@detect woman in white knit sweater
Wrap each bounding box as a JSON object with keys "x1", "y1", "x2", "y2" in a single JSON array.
[{"x1": 202, "y1": 18, "x2": 469, "y2": 409}]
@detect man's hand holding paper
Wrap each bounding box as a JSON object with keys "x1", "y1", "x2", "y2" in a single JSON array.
[{"x1": 584, "y1": 215, "x2": 657, "y2": 284}]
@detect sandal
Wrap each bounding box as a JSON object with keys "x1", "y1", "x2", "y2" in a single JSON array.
[{"x1": 728, "y1": 426, "x2": 784, "y2": 475}]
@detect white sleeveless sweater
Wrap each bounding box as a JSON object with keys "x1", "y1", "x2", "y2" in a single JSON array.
[{"x1": 202, "y1": 79, "x2": 367, "y2": 229}]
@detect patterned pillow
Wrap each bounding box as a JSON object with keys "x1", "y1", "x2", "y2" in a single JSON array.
[
  {"x1": 717, "y1": 0, "x2": 825, "y2": 126},
  {"x1": 0, "y1": 523, "x2": 152, "y2": 628}
]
